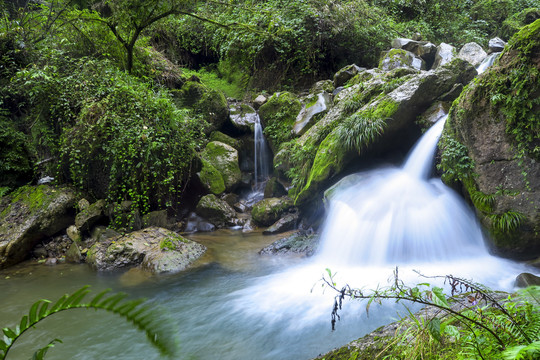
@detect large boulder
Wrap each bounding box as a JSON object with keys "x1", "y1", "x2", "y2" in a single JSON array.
[
  {"x1": 294, "y1": 58, "x2": 477, "y2": 205},
  {"x1": 458, "y1": 42, "x2": 488, "y2": 66},
  {"x1": 379, "y1": 49, "x2": 426, "y2": 71},
  {"x1": 333, "y1": 64, "x2": 366, "y2": 88},
  {"x1": 258, "y1": 92, "x2": 302, "y2": 152},
  {"x1": 488, "y1": 37, "x2": 506, "y2": 52},
  {"x1": 75, "y1": 199, "x2": 106, "y2": 231},
  {"x1": 86, "y1": 227, "x2": 206, "y2": 273},
  {"x1": 251, "y1": 197, "x2": 293, "y2": 226},
  {"x1": 391, "y1": 38, "x2": 437, "y2": 68},
  {"x1": 439, "y1": 20, "x2": 540, "y2": 259},
  {"x1": 229, "y1": 104, "x2": 258, "y2": 133},
  {"x1": 195, "y1": 194, "x2": 236, "y2": 227},
  {"x1": 432, "y1": 42, "x2": 457, "y2": 69},
  {"x1": 0, "y1": 185, "x2": 77, "y2": 268},
  {"x1": 200, "y1": 141, "x2": 242, "y2": 192}
]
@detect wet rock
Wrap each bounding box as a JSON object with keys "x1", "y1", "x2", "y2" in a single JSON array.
[
  {"x1": 91, "y1": 226, "x2": 121, "y2": 243},
  {"x1": 0, "y1": 185, "x2": 77, "y2": 269},
  {"x1": 259, "y1": 231, "x2": 319, "y2": 256},
  {"x1": 432, "y1": 43, "x2": 456, "y2": 69},
  {"x1": 515, "y1": 273, "x2": 540, "y2": 288},
  {"x1": 65, "y1": 242, "x2": 82, "y2": 263},
  {"x1": 200, "y1": 141, "x2": 242, "y2": 192},
  {"x1": 183, "y1": 212, "x2": 215, "y2": 233},
  {"x1": 333, "y1": 64, "x2": 366, "y2": 88},
  {"x1": 66, "y1": 225, "x2": 81, "y2": 242},
  {"x1": 264, "y1": 177, "x2": 288, "y2": 199},
  {"x1": 379, "y1": 49, "x2": 425, "y2": 71},
  {"x1": 488, "y1": 37, "x2": 506, "y2": 52},
  {"x1": 229, "y1": 104, "x2": 258, "y2": 132},
  {"x1": 391, "y1": 38, "x2": 437, "y2": 68},
  {"x1": 293, "y1": 92, "x2": 332, "y2": 136},
  {"x1": 86, "y1": 227, "x2": 206, "y2": 274},
  {"x1": 195, "y1": 194, "x2": 236, "y2": 228},
  {"x1": 75, "y1": 199, "x2": 106, "y2": 231},
  {"x1": 242, "y1": 218, "x2": 256, "y2": 232},
  {"x1": 209, "y1": 131, "x2": 241, "y2": 150},
  {"x1": 253, "y1": 94, "x2": 267, "y2": 109},
  {"x1": 45, "y1": 257, "x2": 57, "y2": 266},
  {"x1": 221, "y1": 193, "x2": 239, "y2": 207},
  {"x1": 458, "y1": 42, "x2": 487, "y2": 67},
  {"x1": 142, "y1": 210, "x2": 169, "y2": 229},
  {"x1": 310, "y1": 80, "x2": 334, "y2": 94},
  {"x1": 263, "y1": 213, "x2": 299, "y2": 235},
  {"x1": 251, "y1": 197, "x2": 293, "y2": 226}
]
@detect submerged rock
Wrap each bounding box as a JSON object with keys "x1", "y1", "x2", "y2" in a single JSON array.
[
  {"x1": 0, "y1": 185, "x2": 77, "y2": 269},
  {"x1": 86, "y1": 227, "x2": 206, "y2": 274},
  {"x1": 259, "y1": 231, "x2": 319, "y2": 256}
]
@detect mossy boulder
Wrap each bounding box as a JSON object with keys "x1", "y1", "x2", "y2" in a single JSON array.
[
  {"x1": 200, "y1": 141, "x2": 242, "y2": 192},
  {"x1": 86, "y1": 227, "x2": 206, "y2": 273},
  {"x1": 195, "y1": 194, "x2": 236, "y2": 228},
  {"x1": 197, "y1": 158, "x2": 226, "y2": 195},
  {"x1": 294, "y1": 58, "x2": 477, "y2": 206},
  {"x1": 75, "y1": 199, "x2": 106, "y2": 231},
  {"x1": 251, "y1": 197, "x2": 293, "y2": 226},
  {"x1": 209, "y1": 131, "x2": 241, "y2": 150},
  {"x1": 0, "y1": 185, "x2": 78, "y2": 269},
  {"x1": 173, "y1": 81, "x2": 228, "y2": 133},
  {"x1": 229, "y1": 104, "x2": 258, "y2": 133},
  {"x1": 379, "y1": 48, "x2": 426, "y2": 71},
  {"x1": 333, "y1": 64, "x2": 366, "y2": 88},
  {"x1": 258, "y1": 92, "x2": 302, "y2": 152},
  {"x1": 439, "y1": 20, "x2": 540, "y2": 259}
]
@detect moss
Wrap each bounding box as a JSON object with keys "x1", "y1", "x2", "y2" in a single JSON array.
[
  {"x1": 209, "y1": 131, "x2": 240, "y2": 150},
  {"x1": 365, "y1": 98, "x2": 400, "y2": 120},
  {"x1": 258, "y1": 92, "x2": 302, "y2": 151},
  {"x1": 199, "y1": 159, "x2": 226, "y2": 195},
  {"x1": 378, "y1": 49, "x2": 410, "y2": 70}
]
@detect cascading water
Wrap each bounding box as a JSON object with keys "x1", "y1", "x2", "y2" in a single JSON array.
[
  {"x1": 253, "y1": 114, "x2": 271, "y2": 188},
  {"x1": 476, "y1": 52, "x2": 501, "y2": 74},
  {"x1": 234, "y1": 115, "x2": 528, "y2": 331}
]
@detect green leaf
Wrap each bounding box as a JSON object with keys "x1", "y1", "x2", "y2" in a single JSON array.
[
  {"x1": 431, "y1": 287, "x2": 449, "y2": 308},
  {"x1": 32, "y1": 338, "x2": 63, "y2": 360},
  {"x1": 0, "y1": 339, "x2": 8, "y2": 352},
  {"x1": 38, "y1": 300, "x2": 51, "y2": 320},
  {"x1": 63, "y1": 286, "x2": 90, "y2": 307},
  {"x1": 2, "y1": 328, "x2": 16, "y2": 340},
  {"x1": 19, "y1": 315, "x2": 28, "y2": 332},
  {"x1": 89, "y1": 289, "x2": 111, "y2": 307},
  {"x1": 49, "y1": 294, "x2": 68, "y2": 313},
  {"x1": 29, "y1": 301, "x2": 43, "y2": 324},
  {"x1": 427, "y1": 318, "x2": 441, "y2": 342}
]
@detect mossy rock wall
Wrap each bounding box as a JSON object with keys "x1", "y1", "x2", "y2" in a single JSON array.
[
  {"x1": 440, "y1": 20, "x2": 540, "y2": 259},
  {"x1": 258, "y1": 92, "x2": 302, "y2": 153}
]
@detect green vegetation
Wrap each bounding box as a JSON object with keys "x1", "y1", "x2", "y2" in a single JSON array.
[
  {"x1": 0, "y1": 286, "x2": 178, "y2": 359},
  {"x1": 324, "y1": 269, "x2": 540, "y2": 360},
  {"x1": 334, "y1": 115, "x2": 386, "y2": 154}
]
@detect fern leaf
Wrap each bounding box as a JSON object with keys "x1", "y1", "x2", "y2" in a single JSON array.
[
  {"x1": 32, "y1": 338, "x2": 62, "y2": 360},
  {"x1": 89, "y1": 289, "x2": 111, "y2": 307},
  {"x1": 49, "y1": 294, "x2": 68, "y2": 313},
  {"x1": 38, "y1": 301, "x2": 51, "y2": 320}
]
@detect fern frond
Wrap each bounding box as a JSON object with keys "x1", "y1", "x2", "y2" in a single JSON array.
[
  {"x1": 470, "y1": 190, "x2": 495, "y2": 213},
  {"x1": 0, "y1": 286, "x2": 179, "y2": 360},
  {"x1": 335, "y1": 114, "x2": 386, "y2": 154},
  {"x1": 502, "y1": 340, "x2": 540, "y2": 360},
  {"x1": 489, "y1": 211, "x2": 526, "y2": 233}
]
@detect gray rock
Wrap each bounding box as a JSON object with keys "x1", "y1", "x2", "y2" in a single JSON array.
[
  {"x1": 78, "y1": 198, "x2": 90, "y2": 210},
  {"x1": 65, "y1": 242, "x2": 82, "y2": 263},
  {"x1": 264, "y1": 177, "x2": 288, "y2": 198},
  {"x1": 263, "y1": 213, "x2": 299, "y2": 235},
  {"x1": 195, "y1": 194, "x2": 236, "y2": 228},
  {"x1": 259, "y1": 231, "x2": 319, "y2": 256},
  {"x1": 293, "y1": 92, "x2": 331, "y2": 136},
  {"x1": 91, "y1": 226, "x2": 121, "y2": 243},
  {"x1": 183, "y1": 212, "x2": 215, "y2": 233},
  {"x1": 333, "y1": 64, "x2": 366, "y2": 87},
  {"x1": 515, "y1": 273, "x2": 540, "y2": 288},
  {"x1": 432, "y1": 43, "x2": 456, "y2": 69},
  {"x1": 379, "y1": 49, "x2": 426, "y2": 71},
  {"x1": 458, "y1": 42, "x2": 487, "y2": 66},
  {"x1": 310, "y1": 80, "x2": 334, "y2": 94},
  {"x1": 229, "y1": 104, "x2": 258, "y2": 132},
  {"x1": 251, "y1": 197, "x2": 293, "y2": 226},
  {"x1": 66, "y1": 225, "x2": 81, "y2": 242},
  {"x1": 142, "y1": 210, "x2": 169, "y2": 229},
  {"x1": 86, "y1": 227, "x2": 206, "y2": 274},
  {"x1": 488, "y1": 37, "x2": 506, "y2": 52},
  {"x1": 0, "y1": 185, "x2": 77, "y2": 269},
  {"x1": 253, "y1": 94, "x2": 267, "y2": 109},
  {"x1": 75, "y1": 199, "x2": 106, "y2": 231},
  {"x1": 391, "y1": 38, "x2": 437, "y2": 68}
]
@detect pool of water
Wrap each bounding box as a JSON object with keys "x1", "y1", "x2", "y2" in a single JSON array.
[{"x1": 0, "y1": 230, "x2": 403, "y2": 360}]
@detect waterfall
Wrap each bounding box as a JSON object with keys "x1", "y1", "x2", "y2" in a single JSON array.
[
  {"x1": 253, "y1": 114, "x2": 271, "y2": 189},
  {"x1": 316, "y1": 117, "x2": 488, "y2": 266},
  {"x1": 476, "y1": 52, "x2": 501, "y2": 74}
]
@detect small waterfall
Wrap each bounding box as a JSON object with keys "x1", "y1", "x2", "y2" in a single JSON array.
[
  {"x1": 476, "y1": 52, "x2": 501, "y2": 74},
  {"x1": 316, "y1": 116, "x2": 487, "y2": 265},
  {"x1": 253, "y1": 114, "x2": 271, "y2": 189}
]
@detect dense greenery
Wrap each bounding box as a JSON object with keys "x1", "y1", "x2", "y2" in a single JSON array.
[{"x1": 324, "y1": 270, "x2": 540, "y2": 360}]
